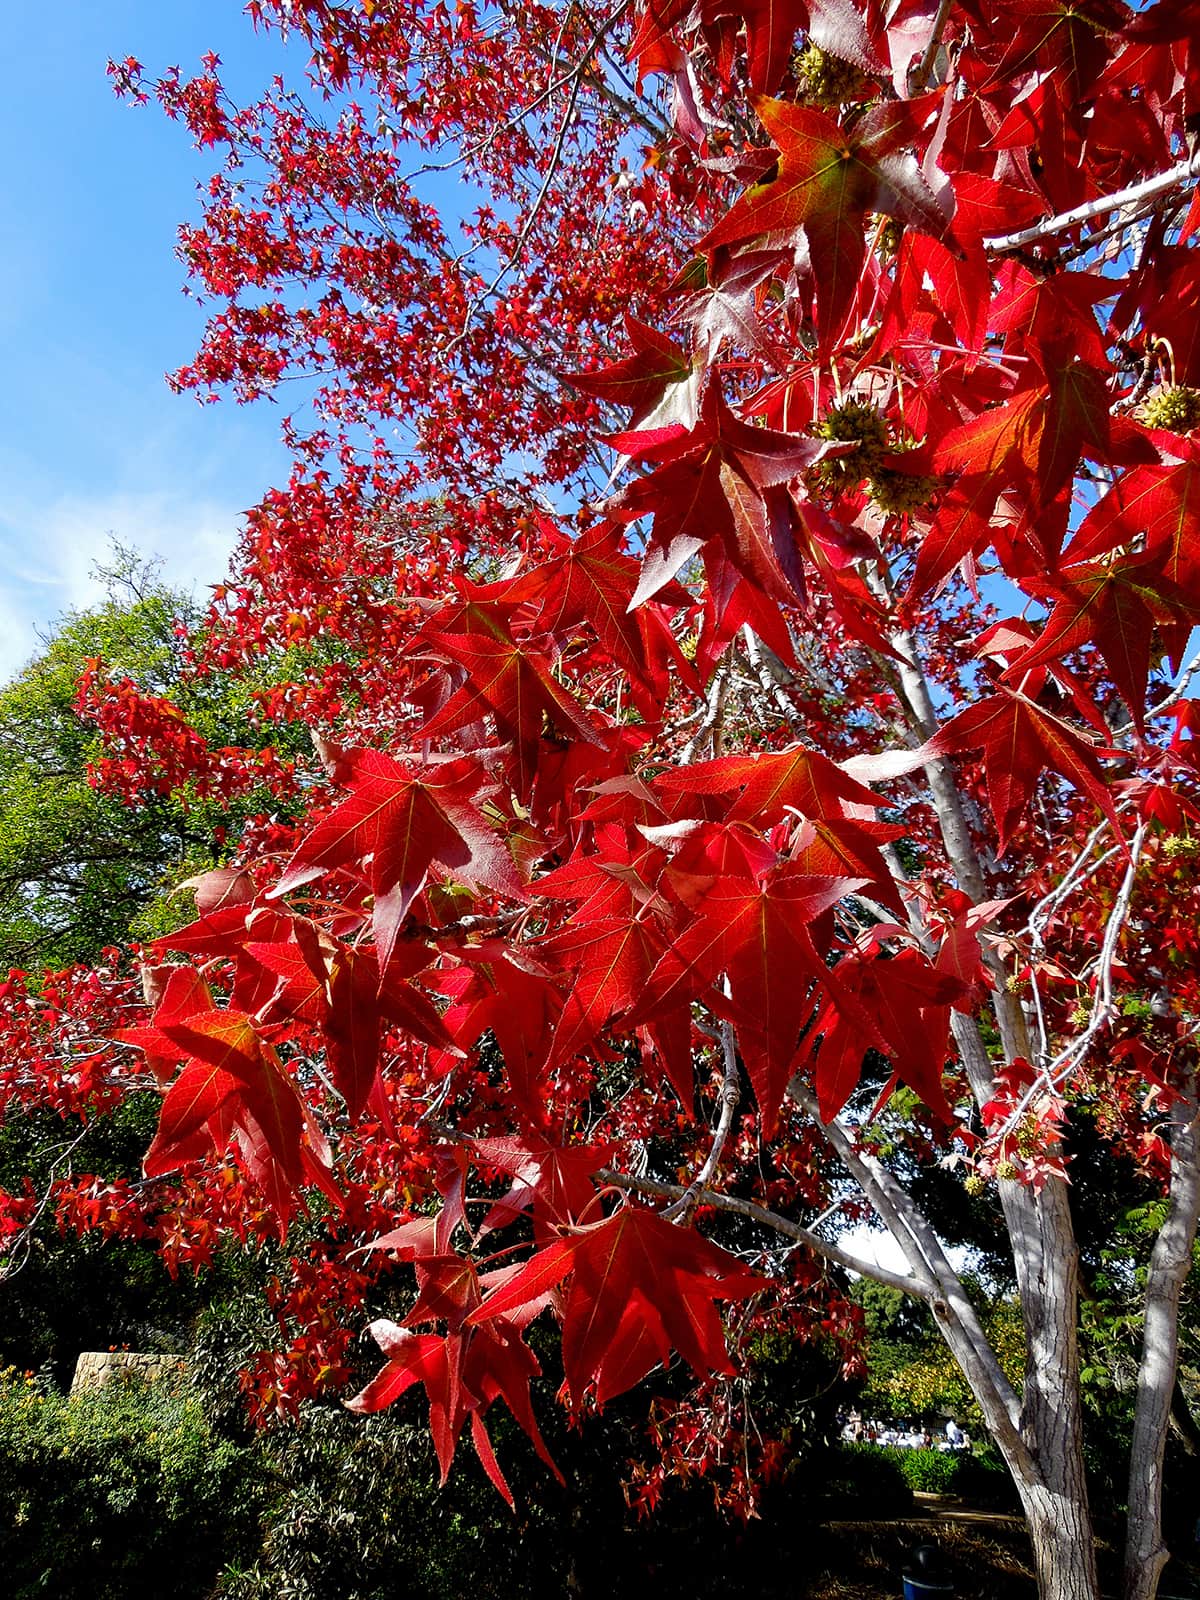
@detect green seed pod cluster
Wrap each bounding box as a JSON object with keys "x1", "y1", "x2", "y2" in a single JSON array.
[
  {"x1": 1163, "y1": 834, "x2": 1200, "y2": 860},
  {"x1": 810, "y1": 399, "x2": 937, "y2": 512},
  {"x1": 1139, "y1": 384, "x2": 1200, "y2": 433},
  {"x1": 869, "y1": 465, "x2": 938, "y2": 515},
  {"x1": 792, "y1": 43, "x2": 869, "y2": 106},
  {"x1": 812, "y1": 398, "x2": 890, "y2": 490}
]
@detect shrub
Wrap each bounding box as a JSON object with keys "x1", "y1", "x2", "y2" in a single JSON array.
[
  {"x1": 893, "y1": 1448, "x2": 960, "y2": 1494},
  {"x1": 0, "y1": 1366, "x2": 263, "y2": 1600},
  {"x1": 816, "y1": 1443, "x2": 1013, "y2": 1508},
  {"x1": 811, "y1": 1442, "x2": 914, "y2": 1515}
]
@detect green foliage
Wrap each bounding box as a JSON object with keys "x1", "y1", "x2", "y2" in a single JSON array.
[
  {"x1": 188, "y1": 1301, "x2": 843, "y2": 1600},
  {"x1": 0, "y1": 1100, "x2": 258, "y2": 1385},
  {"x1": 822, "y1": 1442, "x2": 1012, "y2": 1506},
  {"x1": 0, "y1": 585, "x2": 184, "y2": 967},
  {"x1": 808, "y1": 1442, "x2": 914, "y2": 1514},
  {"x1": 852, "y1": 1278, "x2": 1025, "y2": 1429},
  {"x1": 0, "y1": 1367, "x2": 263, "y2": 1600},
  {"x1": 212, "y1": 1393, "x2": 847, "y2": 1600},
  {"x1": 0, "y1": 548, "x2": 308, "y2": 972}
]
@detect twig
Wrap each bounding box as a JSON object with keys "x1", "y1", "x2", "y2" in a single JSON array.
[
  {"x1": 1148, "y1": 643, "x2": 1200, "y2": 720},
  {"x1": 449, "y1": 0, "x2": 634, "y2": 342},
  {"x1": 907, "y1": 0, "x2": 954, "y2": 96},
  {"x1": 664, "y1": 1013, "x2": 741, "y2": 1221},
  {"x1": 992, "y1": 822, "x2": 1149, "y2": 1144},
  {"x1": 984, "y1": 154, "x2": 1200, "y2": 254},
  {"x1": 603, "y1": 1167, "x2": 937, "y2": 1299},
  {"x1": 682, "y1": 652, "x2": 731, "y2": 761}
]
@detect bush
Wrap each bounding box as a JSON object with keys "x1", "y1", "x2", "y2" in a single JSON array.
[
  {"x1": 816, "y1": 1443, "x2": 1014, "y2": 1509},
  {"x1": 0, "y1": 1367, "x2": 263, "y2": 1600},
  {"x1": 810, "y1": 1442, "x2": 914, "y2": 1515},
  {"x1": 893, "y1": 1447, "x2": 961, "y2": 1494}
]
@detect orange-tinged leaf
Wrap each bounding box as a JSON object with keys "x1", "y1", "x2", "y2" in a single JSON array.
[{"x1": 702, "y1": 97, "x2": 953, "y2": 344}]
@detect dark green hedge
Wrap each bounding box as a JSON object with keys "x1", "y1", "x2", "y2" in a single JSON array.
[
  {"x1": 0, "y1": 1368, "x2": 263, "y2": 1600},
  {"x1": 824, "y1": 1441, "x2": 1014, "y2": 1506}
]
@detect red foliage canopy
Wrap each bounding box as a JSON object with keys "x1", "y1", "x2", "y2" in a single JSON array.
[{"x1": 7, "y1": 4, "x2": 1200, "y2": 1590}]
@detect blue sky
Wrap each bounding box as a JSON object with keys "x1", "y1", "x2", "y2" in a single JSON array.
[{"x1": 0, "y1": 4, "x2": 302, "y2": 680}]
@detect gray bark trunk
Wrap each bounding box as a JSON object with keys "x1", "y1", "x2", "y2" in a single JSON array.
[
  {"x1": 992, "y1": 1174, "x2": 1100, "y2": 1600},
  {"x1": 1021, "y1": 1480, "x2": 1103, "y2": 1600},
  {"x1": 844, "y1": 635, "x2": 1104, "y2": 1600},
  {"x1": 1124, "y1": 1077, "x2": 1200, "y2": 1600},
  {"x1": 953, "y1": 1016, "x2": 1101, "y2": 1600}
]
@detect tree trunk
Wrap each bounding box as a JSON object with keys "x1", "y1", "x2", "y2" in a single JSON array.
[
  {"x1": 951, "y1": 1013, "x2": 1102, "y2": 1600},
  {"x1": 1021, "y1": 1481, "x2": 1104, "y2": 1600},
  {"x1": 1014, "y1": 1178, "x2": 1100, "y2": 1600},
  {"x1": 1124, "y1": 1076, "x2": 1200, "y2": 1600}
]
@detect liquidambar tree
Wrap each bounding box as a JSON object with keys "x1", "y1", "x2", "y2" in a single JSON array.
[{"x1": 13, "y1": 3, "x2": 1200, "y2": 1597}]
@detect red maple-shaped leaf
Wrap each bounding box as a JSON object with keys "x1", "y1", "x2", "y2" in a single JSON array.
[
  {"x1": 790, "y1": 815, "x2": 909, "y2": 916},
  {"x1": 345, "y1": 1314, "x2": 555, "y2": 1505},
  {"x1": 565, "y1": 315, "x2": 692, "y2": 425},
  {"x1": 119, "y1": 965, "x2": 214, "y2": 1085},
  {"x1": 246, "y1": 931, "x2": 448, "y2": 1119},
  {"x1": 535, "y1": 834, "x2": 672, "y2": 1065},
  {"x1": 135, "y1": 999, "x2": 331, "y2": 1225},
  {"x1": 926, "y1": 689, "x2": 1122, "y2": 853},
  {"x1": 469, "y1": 1204, "x2": 761, "y2": 1406},
  {"x1": 1011, "y1": 552, "x2": 1200, "y2": 730},
  {"x1": 436, "y1": 945, "x2": 562, "y2": 1121},
  {"x1": 153, "y1": 901, "x2": 301, "y2": 1019},
  {"x1": 419, "y1": 626, "x2": 607, "y2": 797},
  {"x1": 808, "y1": 946, "x2": 969, "y2": 1122},
  {"x1": 610, "y1": 381, "x2": 823, "y2": 604},
  {"x1": 276, "y1": 750, "x2": 521, "y2": 973},
  {"x1": 934, "y1": 895, "x2": 1013, "y2": 1009},
  {"x1": 701, "y1": 97, "x2": 953, "y2": 344},
  {"x1": 541, "y1": 913, "x2": 667, "y2": 1068},
  {"x1": 491, "y1": 520, "x2": 694, "y2": 709},
  {"x1": 347, "y1": 1239, "x2": 559, "y2": 1505},
  {"x1": 472, "y1": 1134, "x2": 610, "y2": 1235},
  {"x1": 655, "y1": 742, "x2": 886, "y2": 825},
  {"x1": 640, "y1": 865, "x2": 864, "y2": 1132},
  {"x1": 1067, "y1": 442, "x2": 1200, "y2": 594},
  {"x1": 914, "y1": 360, "x2": 1157, "y2": 598}
]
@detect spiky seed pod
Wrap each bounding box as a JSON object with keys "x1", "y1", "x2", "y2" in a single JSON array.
[
  {"x1": 792, "y1": 43, "x2": 870, "y2": 107},
  {"x1": 868, "y1": 466, "x2": 937, "y2": 515},
  {"x1": 811, "y1": 398, "x2": 889, "y2": 491},
  {"x1": 1139, "y1": 384, "x2": 1200, "y2": 433}
]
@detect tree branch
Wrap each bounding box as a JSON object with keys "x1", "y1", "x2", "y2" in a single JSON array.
[
  {"x1": 984, "y1": 154, "x2": 1200, "y2": 254},
  {"x1": 602, "y1": 1167, "x2": 938, "y2": 1299}
]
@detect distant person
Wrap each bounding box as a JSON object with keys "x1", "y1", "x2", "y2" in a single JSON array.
[{"x1": 946, "y1": 1419, "x2": 964, "y2": 1449}]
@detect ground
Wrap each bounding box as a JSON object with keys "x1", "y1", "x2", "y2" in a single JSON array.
[{"x1": 806, "y1": 1498, "x2": 1200, "y2": 1598}]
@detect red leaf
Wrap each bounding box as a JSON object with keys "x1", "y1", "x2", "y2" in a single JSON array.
[
  {"x1": 702, "y1": 97, "x2": 954, "y2": 344},
  {"x1": 470, "y1": 1205, "x2": 761, "y2": 1405},
  {"x1": 927, "y1": 690, "x2": 1123, "y2": 853}
]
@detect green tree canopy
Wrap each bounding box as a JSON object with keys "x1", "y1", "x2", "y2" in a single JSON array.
[{"x1": 0, "y1": 549, "x2": 303, "y2": 972}]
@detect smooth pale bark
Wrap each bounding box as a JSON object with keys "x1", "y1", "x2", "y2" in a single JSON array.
[
  {"x1": 1124, "y1": 1078, "x2": 1200, "y2": 1600},
  {"x1": 951, "y1": 1009, "x2": 1100, "y2": 1598},
  {"x1": 1004, "y1": 1178, "x2": 1100, "y2": 1600}
]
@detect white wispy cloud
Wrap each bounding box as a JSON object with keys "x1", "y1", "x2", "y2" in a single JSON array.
[{"x1": 0, "y1": 488, "x2": 243, "y2": 682}]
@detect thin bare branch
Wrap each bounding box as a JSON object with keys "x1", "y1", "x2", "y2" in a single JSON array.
[{"x1": 985, "y1": 154, "x2": 1200, "y2": 254}]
